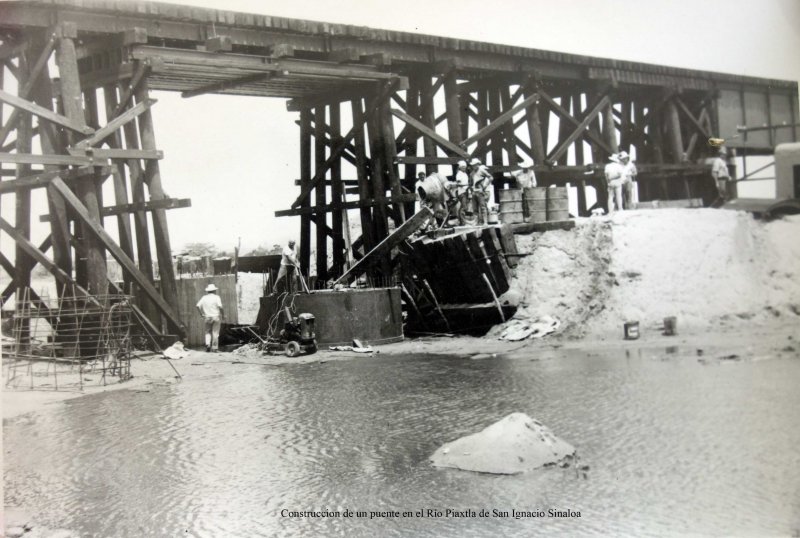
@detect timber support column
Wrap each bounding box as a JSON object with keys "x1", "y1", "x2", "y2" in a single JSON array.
[
  {"x1": 55, "y1": 24, "x2": 107, "y2": 298},
  {"x1": 134, "y1": 78, "x2": 179, "y2": 329},
  {"x1": 329, "y1": 103, "x2": 345, "y2": 278},
  {"x1": 299, "y1": 108, "x2": 312, "y2": 277},
  {"x1": 314, "y1": 106, "x2": 327, "y2": 283},
  {"x1": 351, "y1": 98, "x2": 375, "y2": 257}
]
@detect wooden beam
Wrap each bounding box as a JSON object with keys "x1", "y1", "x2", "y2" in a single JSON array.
[
  {"x1": 674, "y1": 95, "x2": 711, "y2": 138},
  {"x1": 390, "y1": 108, "x2": 469, "y2": 158},
  {"x1": 0, "y1": 165, "x2": 105, "y2": 194},
  {"x1": 460, "y1": 92, "x2": 539, "y2": 148},
  {"x1": 67, "y1": 148, "x2": 163, "y2": 160},
  {"x1": 0, "y1": 34, "x2": 56, "y2": 147},
  {"x1": 0, "y1": 216, "x2": 98, "y2": 304},
  {"x1": 276, "y1": 193, "x2": 417, "y2": 217},
  {"x1": 547, "y1": 94, "x2": 610, "y2": 164},
  {"x1": 181, "y1": 72, "x2": 274, "y2": 98},
  {"x1": 48, "y1": 177, "x2": 185, "y2": 335},
  {"x1": 40, "y1": 197, "x2": 191, "y2": 221},
  {"x1": 332, "y1": 206, "x2": 432, "y2": 285},
  {"x1": 538, "y1": 89, "x2": 614, "y2": 156},
  {"x1": 74, "y1": 97, "x2": 156, "y2": 148},
  {"x1": 0, "y1": 88, "x2": 94, "y2": 135},
  {"x1": 0, "y1": 152, "x2": 106, "y2": 166},
  {"x1": 110, "y1": 61, "x2": 149, "y2": 118},
  {"x1": 291, "y1": 80, "x2": 397, "y2": 209}
]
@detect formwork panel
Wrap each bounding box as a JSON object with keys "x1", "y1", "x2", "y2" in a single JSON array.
[{"x1": 257, "y1": 288, "x2": 403, "y2": 346}]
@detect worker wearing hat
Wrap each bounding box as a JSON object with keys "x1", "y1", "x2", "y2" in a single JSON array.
[
  {"x1": 469, "y1": 158, "x2": 494, "y2": 224},
  {"x1": 618, "y1": 151, "x2": 637, "y2": 209},
  {"x1": 274, "y1": 239, "x2": 298, "y2": 294},
  {"x1": 711, "y1": 147, "x2": 731, "y2": 206},
  {"x1": 604, "y1": 153, "x2": 625, "y2": 213},
  {"x1": 510, "y1": 159, "x2": 537, "y2": 189},
  {"x1": 196, "y1": 283, "x2": 224, "y2": 352}
]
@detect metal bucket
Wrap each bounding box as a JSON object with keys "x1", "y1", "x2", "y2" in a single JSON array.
[
  {"x1": 663, "y1": 316, "x2": 677, "y2": 336},
  {"x1": 546, "y1": 186, "x2": 569, "y2": 221},
  {"x1": 624, "y1": 321, "x2": 640, "y2": 340},
  {"x1": 523, "y1": 187, "x2": 547, "y2": 223},
  {"x1": 498, "y1": 189, "x2": 524, "y2": 224}
]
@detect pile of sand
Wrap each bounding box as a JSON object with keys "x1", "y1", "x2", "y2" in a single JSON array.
[
  {"x1": 430, "y1": 412, "x2": 575, "y2": 474},
  {"x1": 498, "y1": 209, "x2": 800, "y2": 339}
]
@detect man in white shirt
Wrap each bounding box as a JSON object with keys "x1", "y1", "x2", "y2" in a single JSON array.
[
  {"x1": 274, "y1": 240, "x2": 298, "y2": 294},
  {"x1": 196, "y1": 283, "x2": 224, "y2": 352},
  {"x1": 604, "y1": 153, "x2": 625, "y2": 213},
  {"x1": 470, "y1": 158, "x2": 494, "y2": 224},
  {"x1": 510, "y1": 159, "x2": 537, "y2": 189},
  {"x1": 618, "y1": 151, "x2": 637, "y2": 209},
  {"x1": 710, "y1": 147, "x2": 730, "y2": 205}
]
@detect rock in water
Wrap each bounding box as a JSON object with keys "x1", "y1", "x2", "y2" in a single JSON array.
[{"x1": 430, "y1": 412, "x2": 575, "y2": 474}]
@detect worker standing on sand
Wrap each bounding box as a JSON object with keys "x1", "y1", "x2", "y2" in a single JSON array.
[
  {"x1": 196, "y1": 284, "x2": 224, "y2": 352},
  {"x1": 510, "y1": 159, "x2": 537, "y2": 189},
  {"x1": 604, "y1": 153, "x2": 625, "y2": 213},
  {"x1": 711, "y1": 147, "x2": 731, "y2": 206},
  {"x1": 470, "y1": 157, "x2": 493, "y2": 224},
  {"x1": 274, "y1": 239, "x2": 298, "y2": 294},
  {"x1": 619, "y1": 151, "x2": 637, "y2": 209}
]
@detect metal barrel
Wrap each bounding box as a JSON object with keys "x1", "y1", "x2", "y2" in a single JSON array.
[
  {"x1": 498, "y1": 188, "x2": 524, "y2": 224},
  {"x1": 523, "y1": 186, "x2": 547, "y2": 223},
  {"x1": 546, "y1": 186, "x2": 569, "y2": 221}
]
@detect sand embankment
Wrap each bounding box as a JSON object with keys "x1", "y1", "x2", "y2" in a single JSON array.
[{"x1": 496, "y1": 209, "x2": 800, "y2": 340}]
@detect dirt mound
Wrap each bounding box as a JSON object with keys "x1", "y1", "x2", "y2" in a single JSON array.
[
  {"x1": 500, "y1": 209, "x2": 800, "y2": 339},
  {"x1": 430, "y1": 412, "x2": 575, "y2": 474}
]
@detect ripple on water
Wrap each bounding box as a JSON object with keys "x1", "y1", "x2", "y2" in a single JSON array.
[{"x1": 4, "y1": 351, "x2": 800, "y2": 536}]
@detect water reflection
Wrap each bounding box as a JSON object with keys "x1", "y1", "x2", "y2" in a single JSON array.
[{"x1": 5, "y1": 350, "x2": 800, "y2": 537}]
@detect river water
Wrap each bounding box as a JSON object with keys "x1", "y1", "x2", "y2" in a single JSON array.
[{"x1": 4, "y1": 347, "x2": 800, "y2": 537}]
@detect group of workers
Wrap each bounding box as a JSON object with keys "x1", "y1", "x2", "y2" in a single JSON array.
[{"x1": 603, "y1": 151, "x2": 638, "y2": 212}]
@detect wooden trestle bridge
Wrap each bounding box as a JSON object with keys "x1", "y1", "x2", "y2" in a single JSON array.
[{"x1": 0, "y1": 0, "x2": 797, "y2": 339}]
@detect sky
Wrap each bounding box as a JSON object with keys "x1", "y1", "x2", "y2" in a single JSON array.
[{"x1": 3, "y1": 0, "x2": 800, "y2": 257}]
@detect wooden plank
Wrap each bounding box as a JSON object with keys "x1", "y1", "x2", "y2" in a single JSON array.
[
  {"x1": 329, "y1": 102, "x2": 345, "y2": 276},
  {"x1": 111, "y1": 61, "x2": 150, "y2": 118},
  {"x1": 0, "y1": 88, "x2": 94, "y2": 135},
  {"x1": 351, "y1": 97, "x2": 375, "y2": 254},
  {"x1": 390, "y1": 107, "x2": 469, "y2": 158},
  {"x1": 460, "y1": 92, "x2": 539, "y2": 148},
  {"x1": 465, "y1": 230, "x2": 499, "y2": 293},
  {"x1": 48, "y1": 176, "x2": 186, "y2": 335},
  {"x1": 332, "y1": 206, "x2": 432, "y2": 285},
  {"x1": 674, "y1": 95, "x2": 710, "y2": 138},
  {"x1": 510, "y1": 219, "x2": 576, "y2": 234},
  {"x1": 494, "y1": 224, "x2": 519, "y2": 267},
  {"x1": 481, "y1": 227, "x2": 510, "y2": 293},
  {"x1": 74, "y1": 97, "x2": 156, "y2": 148}
]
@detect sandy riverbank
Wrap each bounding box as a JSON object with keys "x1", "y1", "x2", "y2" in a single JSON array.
[{"x1": 4, "y1": 319, "x2": 797, "y2": 422}]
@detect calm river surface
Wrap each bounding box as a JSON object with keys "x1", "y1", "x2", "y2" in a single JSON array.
[{"x1": 5, "y1": 348, "x2": 800, "y2": 537}]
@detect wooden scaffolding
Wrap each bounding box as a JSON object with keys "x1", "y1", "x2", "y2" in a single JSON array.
[{"x1": 0, "y1": 0, "x2": 797, "y2": 336}]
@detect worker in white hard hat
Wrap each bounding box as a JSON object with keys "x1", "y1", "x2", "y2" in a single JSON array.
[
  {"x1": 509, "y1": 159, "x2": 537, "y2": 189},
  {"x1": 710, "y1": 147, "x2": 730, "y2": 206},
  {"x1": 469, "y1": 157, "x2": 494, "y2": 224},
  {"x1": 618, "y1": 151, "x2": 637, "y2": 209},
  {"x1": 196, "y1": 283, "x2": 224, "y2": 352}
]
